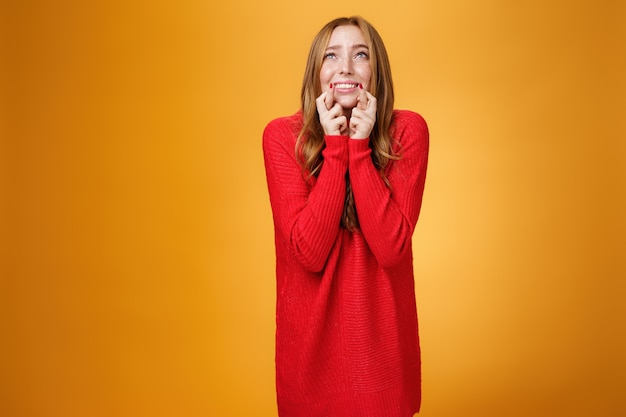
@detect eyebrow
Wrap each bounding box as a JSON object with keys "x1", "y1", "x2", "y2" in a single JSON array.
[{"x1": 325, "y1": 44, "x2": 369, "y2": 50}]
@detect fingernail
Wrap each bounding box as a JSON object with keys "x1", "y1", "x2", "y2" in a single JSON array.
[
  {"x1": 330, "y1": 83, "x2": 333, "y2": 89},
  {"x1": 359, "y1": 83, "x2": 363, "y2": 89}
]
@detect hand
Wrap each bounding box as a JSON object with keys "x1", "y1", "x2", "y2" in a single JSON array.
[
  {"x1": 316, "y1": 87, "x2": 348, "y2": 136},
  {"x1": 349, "y1": 90, "x2": 377, "y2": 139}
]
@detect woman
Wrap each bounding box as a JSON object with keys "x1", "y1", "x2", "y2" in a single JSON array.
[{"x1": 263, "y1": 16, "x2": 429, "y2": 417}]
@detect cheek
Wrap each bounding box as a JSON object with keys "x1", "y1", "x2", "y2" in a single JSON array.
[
  {"x1": 357, "y1": 66, "x2": 372, "y2": 88},
  {"x1": 319, "y1": 67, "x2": 332, "y2": 87},
  {"x1": 356, "y1": 65, "x2": 372, "y2": 91}
]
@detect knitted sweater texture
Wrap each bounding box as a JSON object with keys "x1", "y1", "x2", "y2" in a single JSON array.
[{"x1": 263, "y1": 110, "x2": 429, "y2": 417}]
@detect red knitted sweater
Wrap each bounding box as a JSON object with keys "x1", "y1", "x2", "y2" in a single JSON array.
[{"x1": 263, "y1": 110, "x2": 429, "y2": 417}]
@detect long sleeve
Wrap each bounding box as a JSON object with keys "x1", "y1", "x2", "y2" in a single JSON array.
[
  {"x1": 348, "y1": 110, "x2": 429, "y2": 267},
  {"x1": 263, "y1": 116, "x2": 349, "y2": 272}
]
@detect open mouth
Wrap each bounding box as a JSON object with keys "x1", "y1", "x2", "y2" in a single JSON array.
[{"x1": 334, "y1": 83, "x2": 359, "y2": 89}]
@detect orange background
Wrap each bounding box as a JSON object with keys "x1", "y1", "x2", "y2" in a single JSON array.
[{"x1": 1, "y1": 1, "x2": 624, "y2": 416}]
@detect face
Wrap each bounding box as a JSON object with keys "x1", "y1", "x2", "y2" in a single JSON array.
[{"x1": 319, "y1": 25, "x2": 372, "y2": 111}]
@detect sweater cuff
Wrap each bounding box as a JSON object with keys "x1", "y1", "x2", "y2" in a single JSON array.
[
  {"x1": 348, "y1": 136, "x2": 372, "y2": 162},
  {"x1": 323, "y1": 135, "x2": 349, "y2": 161}
]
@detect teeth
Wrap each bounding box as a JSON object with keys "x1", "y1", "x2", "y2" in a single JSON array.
[{"x1": 335, "y1": 83, "x2": 358, "y2": 89}]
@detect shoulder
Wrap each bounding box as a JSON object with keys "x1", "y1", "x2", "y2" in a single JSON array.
[
  {"x1": 263, "y1": 112, "x2": 303, "y2": 143},
  {"x1": 392, "y1": 110, "x2": 429, "y2": 148},
  {"x1": 392, "y1": 110, "x2": 428, "y2": 134}
]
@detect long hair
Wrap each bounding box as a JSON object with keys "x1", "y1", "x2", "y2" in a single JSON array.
[{"x1": 296, "y1": 16, "x2": 398, "y2": 231}]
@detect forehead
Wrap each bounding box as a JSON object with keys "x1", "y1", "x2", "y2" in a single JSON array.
[{"x1": 326, "y1": 25, "x2": 367, "y2": 47}]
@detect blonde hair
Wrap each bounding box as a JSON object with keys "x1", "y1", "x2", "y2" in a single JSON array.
[{"x1": 297, "y1": 16, "x2": 398, "y2": 231}]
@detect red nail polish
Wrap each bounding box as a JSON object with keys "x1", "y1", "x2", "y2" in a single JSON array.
[
  {"x1": 359, "y1": 83, "x2": 363, "y2": 89},
  {"x1": 330, "y1": 83, "x2": 333, "y2": 89}
]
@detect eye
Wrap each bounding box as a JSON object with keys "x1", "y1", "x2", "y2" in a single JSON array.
[
  {"x1": 354, "y1": 51, "x2": 369, "y2": 60},
  {"x1": 324, "y1": 52, "x2": 336, "y2": 60}
]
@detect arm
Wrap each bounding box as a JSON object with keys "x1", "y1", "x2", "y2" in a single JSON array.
[
  {"x1": 348, "y1": 111, "x2": 429, "y2": 267},
  {"x1": 263, "y1": 117, "x2": 348, "y2": 272}
]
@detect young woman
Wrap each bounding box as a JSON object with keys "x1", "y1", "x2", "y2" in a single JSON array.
[{"x1": 263, "y1": 16, "x2": 429, "y2": 417}]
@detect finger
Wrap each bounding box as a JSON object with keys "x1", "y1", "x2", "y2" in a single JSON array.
[
  {"x1": 316, "y1": 92, "x2": 329, "y2": 115},
  {"x1": 349, "y1": 119, "x2": 363, "y2": 139},
  {"x1": 349, "y1": 110, "x2": 361, "y2": 130},
  {"x1": 351, "y1": 107, "x2": 370, "y2": 123},
  {"x1": 325, "y1": 84, "x2": 335, "y2": 110},
  {"x1": 327, "y1": 115, "x2": 347, "y2": 136},
  {"x1": 350, "y1": 107, "x2": 375, "y2": 139},
  {"x1": 330, "y1": 102, "x2": 344, "y2": 118},
  {"x1": 356, "y1": 87, "x2": 367, "y2": 110},
  {"x1": 365, "y1": 91, "x2": 377, "y2": 111},
  {"x1": 338, "y1": 116, "x2": 348, "y2": 135},
  {"x1": 331, "y1": 111, "x2": 348, "y2": 135},
  {"x1": 349, "y1": 115, "x2": 357, "y2": 132}
]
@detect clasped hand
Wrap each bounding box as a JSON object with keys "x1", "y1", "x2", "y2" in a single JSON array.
[{"x1": 315, "y1": 88, "x2": 377, "y2": 139}]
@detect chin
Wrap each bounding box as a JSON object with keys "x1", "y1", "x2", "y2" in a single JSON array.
[{"x1": 338, "y1": 98, "x2": 358, "y2": 110}]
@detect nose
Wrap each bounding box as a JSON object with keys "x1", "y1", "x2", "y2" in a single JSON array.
[{"x1": 340, "y1": 57, "x2": 354, "y2": 75}]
